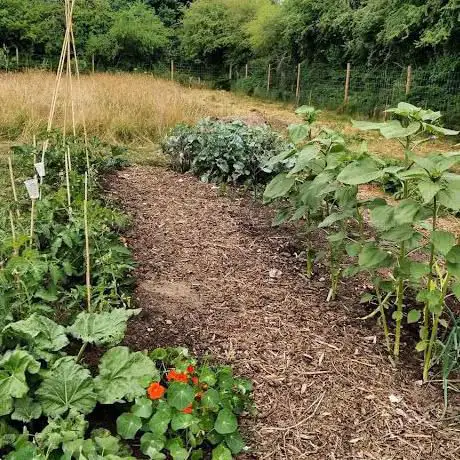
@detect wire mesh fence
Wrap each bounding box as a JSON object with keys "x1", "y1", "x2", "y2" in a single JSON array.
[
  {"x1": 166, "y1": 60, "x2": 460, "y2": 128},
  {"x1": 1, "y1": 49, "x2": 459, "y2": 127}
]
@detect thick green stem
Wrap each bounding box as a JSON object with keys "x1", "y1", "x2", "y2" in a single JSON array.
[
  {"x1": 393, "y1": 242, "x2": 406, "y2": 360},
  {"x1": 423, "y1": 196, "x2": 438, "y2": 358},
  {"x1": 376, "y1": 287, "x2": 391, "y2": 353},
  {"x1": 423, "y1": 274, "x2": 451, "y2": 382}
]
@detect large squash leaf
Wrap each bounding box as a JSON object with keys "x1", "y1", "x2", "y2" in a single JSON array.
[
  {"x1": 95, "y1": 347, "x2": 158, "y2": 404},
  {"x1": 3, "y1": 314, "x2": 69, "y2": 353},
  {"x1": 36, "y1": 357, "x2": 96, "y2": 417},
  {"x1": 0, "y1": 350, "x2": 40, "y2": 415},
  {"x1": 67, "y1": 308, "x2": 141, "y2": 347}
]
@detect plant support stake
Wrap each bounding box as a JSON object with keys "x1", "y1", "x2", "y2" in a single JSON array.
[
  {"x1": 344, "y1": 63, "x2": 351, "y2": 104},
  {"x1": 84, "y1": 172, "x2": 92, "y2": 312}
]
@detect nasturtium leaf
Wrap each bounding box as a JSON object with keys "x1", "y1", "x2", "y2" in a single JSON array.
[
  {"x1": 337, "y1": 158, "x2": 383, "y2": 185},
  {"x1": 11, "y1": 397, "x2": 42, "y2": 422},
  {"x1": 201, "y1": 388, "x2": 220, "y2": 411},
  {"x1": 431, "y1": 231, "x2": 456, "y2": 256},
  {"x1": 95, "y1": 347, "x2": 158, "y2": 404},
  {"x1": 37, "y1": 357, "x2": 96, "y2": 417},
  {"x1": 167, "y1": 382, "x2": 194, "y2": 410},
  {"x1": 0, "y1": 350, "x2": 40, "y2": 406},
  {"x1": 263, "y1": 174, "x2": 295, "y2": 203},
  {"x1": 3, "y1": 314, "x2": 69, "y2": 352},
  {"x1": 68, "y1": 308, "x2": 141, "y2": 347},
  {"x1": 214, "y1": 409, "x2": 238, "y2": 435},
  {"x1": 171, "y1": 413, "x2": 194, "y2": 431},
  {"x1": 166, "y1": 438, "x2": 188, "y2": 460},
  {"x1": 407, "y1": 309, "x2": 421, "y2": 324},
  {"x1": 199, "y1": 367, "x2": 217, "y2": 387},
  {"x1": 148, "y1": 400, "x2": 172, "y2": 435},
  {"x1": 117, "y1": 413, "x2": 142, "y2": 440},
  {"x1": 191, "y1": 449, "x2": 204, "y2": 460},
  {"x1": 212, "y1": 443, "x2": 233, "y2": 460},
  {"x1": 140, "y1": 432, "x2": 166, "y2": 459},
  {"x1": 288, "y1": 124, "x2": 310, "y2": 144},
  {"x1": 418, "y1": 180, "x2": 441, "y2": 204},
  {"x1": 149, "y1": 348, "x2": 168, "y2": 361},
  {"x1": 224, "y1": 430, "x2": 245, "y2": 455},
  {"x1": 92, "y1": 428, "x2": 122, "y2": 454},
  {"x1": 131, "y1": 397, "x2": 153, "y2": 419}
]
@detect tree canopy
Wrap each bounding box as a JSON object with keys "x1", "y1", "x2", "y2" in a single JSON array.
[{"x1": 0, "y1": 0, "x2": 458, "y2": 71}]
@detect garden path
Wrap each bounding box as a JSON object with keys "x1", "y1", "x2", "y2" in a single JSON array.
[{"x1": 109, "y1": 166, "x2": 460, "y2": 460}]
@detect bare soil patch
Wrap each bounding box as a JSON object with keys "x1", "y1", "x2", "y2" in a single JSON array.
[{"x1": 107, "y1": 167, "x2": 460, "y2": 460}]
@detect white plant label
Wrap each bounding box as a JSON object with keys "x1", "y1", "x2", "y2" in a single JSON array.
[
  {"x1": 34, "y1": 162, "x2": 46, "y2": 177},
  {"x1": 24, "y1": 178, "x2": 39, "y2": 199}
]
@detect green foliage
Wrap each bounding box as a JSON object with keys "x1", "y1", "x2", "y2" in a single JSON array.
[
  {"x1": 114, "y1": 347, "x2": 253, "y2": 459},
  {"x1": 162, "y1": 118, "x2": 287, "y2": 185},
  {"x1": 263, "y1": 102, "x2": 460, "y2": 385}
]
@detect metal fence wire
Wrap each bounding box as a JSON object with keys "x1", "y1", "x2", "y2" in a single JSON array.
[{"x1": 166, "y1": 60, "x2": 460, "y2": 128}]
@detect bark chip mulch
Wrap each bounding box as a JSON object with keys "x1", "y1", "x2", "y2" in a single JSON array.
[{"x1": 108, "y1": 166, "x2": 460, "y2": 460}]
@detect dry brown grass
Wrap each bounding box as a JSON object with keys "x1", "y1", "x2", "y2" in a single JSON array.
[
  {"x1": 0, "y1": 70, "x2": 296, "y2": 144},
  {"x1": 0, "y1": 70, "x2": 457, "y2": 160}
]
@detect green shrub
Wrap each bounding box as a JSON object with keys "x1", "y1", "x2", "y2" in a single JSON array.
[{"x1": 162, "y1": 118, "x2": 288, "y2": 185}]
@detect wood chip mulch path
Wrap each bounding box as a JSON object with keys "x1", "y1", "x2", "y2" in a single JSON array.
[{"x1": 108, "y1": 166, "x2": 460, "y2": 460}]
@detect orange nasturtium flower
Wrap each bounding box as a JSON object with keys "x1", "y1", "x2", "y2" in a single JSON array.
[
  {"x1": 167, "y1": 370, "x2": 188, "y2": 383},
  {"x1": 147, "y1": 382, "x2": 165, "y2": 400},
  {"x1": 191, "y1": 376, "x2": 199, "y2": 386},
  {"x1": 187, "y1": 365, "x2": 195, "y2": 374},
  {"x1": 182, "y1": 404, "x2": 193, "y2": 414}
]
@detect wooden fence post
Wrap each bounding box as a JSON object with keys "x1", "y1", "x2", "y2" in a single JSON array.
[
  {"x1": 229, "y1": 64, "x2": 233, "y2": 80},
  {"x1": 171, "y1": 60, "x2": 174, "y2": 81},
  {"x1": 267, "y1": 63, "x2": 271, "y2": 93},
  {"x1": 91, "y1": 54, "x2": 95, "y2": 74},
  {"x1": 405, "y1": 65, "x2": 412, "y2": 95},
  {"x1": 15, "y1": 46, "x2": 19, "y2": 67},
  {"x1": 245, "y1": 63, "x2": 248, "y2": 78},
  {"x1": 344, "y1": 62, "x2": 351, "y2": 104},
  {"x1": 296, "y1": 63, "x2": 301, "y2": 105}
]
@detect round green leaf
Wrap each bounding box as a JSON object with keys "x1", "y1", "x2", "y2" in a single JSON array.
[
  {"x1": 214, "y1": 409, "x2": 238, "y2": 435},
  {"x1": 131, "y1": 397, "x2": 153, "y2": 419},
  {"x1": 171, "y1": 413, "x2": 194, "y2": 431},
  {"x1": 167, "y1": 382, "x2": 195, "y2": 410},
  {"x1": 140, "y1": 433, "x2": 166, "y2": 459},
  {"x1": 201, "y1": 388, "x2": 220, "y2": 411},
  {"x1": 212, "y1": 443, "x2": 233, "y2": 460},
  {"x1": 116, "y1": 413, "x2": 142, "y2": 440},
  {"x1": 407, "y1": 309, "x2": 421, "y2": 324},
  {"x1": 148, "y1": 401, "x2": 172, "y2": 435},
  {"x1": 337, "y1": 158, "x2": 383, "y2": 185},
  {"x1": 225, "y1": 430, "x2": 245, "y2": 455}
]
